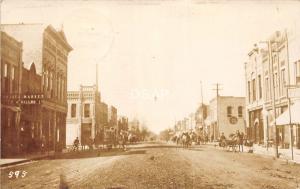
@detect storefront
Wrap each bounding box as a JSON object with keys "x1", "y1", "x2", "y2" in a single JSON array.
[
  {"x1": 1, "y1": 105, "x2": 21, "y2": 157},
  {"x1": 248, "y1": 109, "x2": 264, "y2": 144}
]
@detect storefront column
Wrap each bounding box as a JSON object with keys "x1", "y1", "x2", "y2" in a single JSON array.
[
  {"x1": 15, "y1": 110, "x2": 21, "y2": 154},
  {"x1": 53, "y1": 111, "x2": 57, "y2": 152}
]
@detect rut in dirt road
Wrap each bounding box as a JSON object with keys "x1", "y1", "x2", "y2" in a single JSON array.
[{"x1": 73, "y1": 144, "x2": 300, "y2": 189}]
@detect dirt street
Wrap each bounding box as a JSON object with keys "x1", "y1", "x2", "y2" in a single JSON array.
[{"x1": 1, "y1": 143, "x2": 300, "y2": 189}]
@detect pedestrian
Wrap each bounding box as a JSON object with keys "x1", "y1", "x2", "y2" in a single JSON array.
[
  {"x1": 239, "y1": 132, "x2": 244, "y2": 152},
  {"x1": 219, "y1": 132, "x2": 226, "y2": 147},
  {"x1": 73, "y1": 137, "x2": 79, "y2": 152},
  {"x1": 235, "y1": 130, "x2": 242, "y2": 152},
  {"x1": 41, "y1": 135, "x2": 46, "y2": 154}
]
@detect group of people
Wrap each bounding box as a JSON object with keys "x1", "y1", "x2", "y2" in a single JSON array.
[{"x1": 71, "y1": 130, "x2": 130, "y2": 152}]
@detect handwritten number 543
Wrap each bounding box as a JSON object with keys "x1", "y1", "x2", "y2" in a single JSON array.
[{"x1": 8, "y1": 171, "x2": 27, "y2": 178}]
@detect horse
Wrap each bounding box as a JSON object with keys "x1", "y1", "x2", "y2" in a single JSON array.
[
  {"x1": 118, "y1": 132, "x2": 127, "y2": 150},
  {"x1": 181, "y1": 132, "x2": 191, "y2": 149},
  {"x1": 222, "y1": 134, "x2": 238, "y2": 152},
  {"x1": 189, "y1": 132, "x2": 197, "y2": 145},
  {"x1": 128, "y1": 134, "x2": 137, "y2": 144}
]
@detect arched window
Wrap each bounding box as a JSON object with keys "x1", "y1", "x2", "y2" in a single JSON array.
[
  {"x1": 227, "y1": 106, "x2": 232, "y2": 117},
  {"x1": 238, "y1": 106, "x2": 243, "y2": 117}
]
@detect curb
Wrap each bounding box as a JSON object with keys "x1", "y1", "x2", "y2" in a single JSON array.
[{"x1": 0, "y1": 154, "x2": 55, "y2": 168}]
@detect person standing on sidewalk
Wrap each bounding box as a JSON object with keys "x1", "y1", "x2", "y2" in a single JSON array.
[
  {"x1": 237, "y1": 131, "x2": 244, "y2": 152},
  {"x1": 73, "y1": 137, "x2": 80, "y2": 152},
  {"x1": 41, "y1": 136, "x2": 46, "y2": 154}
]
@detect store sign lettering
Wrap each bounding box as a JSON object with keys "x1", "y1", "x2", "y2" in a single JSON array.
[{"x1": 2, "y1": 93, "x2": 44, "y2": 105}]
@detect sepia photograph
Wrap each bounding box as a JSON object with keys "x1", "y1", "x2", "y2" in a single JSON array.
[{"x1": 1, "y1": 0, "x2": 300, "y2": 188}]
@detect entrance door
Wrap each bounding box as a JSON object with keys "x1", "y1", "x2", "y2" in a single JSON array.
[{"x1": 81, "y1": 123, "x2": 92, "y2": 145}]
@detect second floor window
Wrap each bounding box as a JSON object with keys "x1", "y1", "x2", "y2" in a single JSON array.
[
  {"x1": 238, "y1": 106, "x2": 243, "y2": 117},
  {"x1": 84, "y1": 104, "x2": 90, "y2": 118},
  {"x1": 265, "y1": 77, "x2": 270, "y2": 100},
  {"x1": 252, "y1": 79, "x2": 256, "y2": 101},
  {"x1": 274, "y1": 72, "x2": 278, "y2": 98},
  {"x1": 4, "y1": 64, "x2": 8, "y2": 78},
  {"x1": 281, "y1": 69, "x2": 286, "y2": 96},
  {"x1": 11, "y1": 66, "x2": 15, "y2": 80},
  {"x1": 227, "y1": 106, "x2": 232, "y2": 117},
  {"x1": 258, "y1": 75, "x2": 262, "y2": 99},
  {"x1": 71, "y1": 104, "x2": 76, "y2": 118},
  {"x1": 248, "y1": 81, "x2": 251, "y2": 103},
  {"x1": 295, "y1": 61, "x2": 300, "y2": 85}
]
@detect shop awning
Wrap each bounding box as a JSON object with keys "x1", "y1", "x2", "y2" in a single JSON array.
[{"x1": 275, "y1": 100, "x2": 300, "y2": 126}]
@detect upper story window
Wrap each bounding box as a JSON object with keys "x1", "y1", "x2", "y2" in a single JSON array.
[
  {"x1": 281, "y1": 68, "x2": 286, "y2": 96},
  {"x1": 49, "y1": 72, "x2": 53, "y2": 90},
  {"x1": 45, "y1": 70, "x2": 49, "y2": 90},
  {"x1": 227, "y1": 106, "x2": 232, "y2": 117},
  {"x1": 295, "y1": 61, "x2": 300, "y2": 85},
  {"x1": 258, "y1": 75, "x2": 262, "y2": 99},
  {"x1": 252, "y1": 78, "x2": 256, "y2": 101},
  {"x1": 248, "y1": 81, "x2": 251, "y2": 103},
  {"x1": 238, "y1": 106, "x2": 243, "y2": 117},
  {"x1": 84, "y1": 104, "x2": 90, "y2": 118},
  {"x1": 11, "y1": 66, "x2": 15, "y2": 80},
  {"x1": 71, "y1": 104, "x2": 76, "y2": 118},
  {"x1": 4, "y1": 64, "x2": 8, "y2": 78},
  {"x1": 265, "y1": 77, "x2": 270, "y2": 101},
  {"x1": 274, "y1": 72, "x2": 278, "y2": 98}
]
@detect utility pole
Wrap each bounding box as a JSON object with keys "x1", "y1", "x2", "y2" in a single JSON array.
[
  {"x1": 259, "y1": 39, "x2": 279, "y2": 158},
  {"x1": 267, "y1": 40, "x2": 279, "y2": 158},
  {"x1": 285, "y1": 29, "x2": 295, "y2": 160},
  {"x1": 212, "y1": 83, "x2": 222, "y2": 140},
  {"x1": 200, "y1": 81, "x2": 204, "y2": 136},
  {"x1": 213, "y1": 83, "x2": 222, "y2": 97}
]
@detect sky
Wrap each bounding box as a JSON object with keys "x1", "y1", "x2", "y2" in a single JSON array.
[{"x1": 1, "y1": 0, "x2": 300, "y2": 133}]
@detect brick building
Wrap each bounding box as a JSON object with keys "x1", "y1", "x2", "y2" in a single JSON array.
[
  {"x1": 206, "y1": 96, "x2": 246, "y2": 140},
  {"x1": 1, "y1": 31, "x2": 23, "y2": 157},
  {"x1": 245, "y1": 30, "x2": 300, "y2": 148},
  {"x1": 1, "y1": 24, "x2": 73, "y2": 154},
  {"x1": 66, "y1": 85, "x2": 101, "y2": 146}
]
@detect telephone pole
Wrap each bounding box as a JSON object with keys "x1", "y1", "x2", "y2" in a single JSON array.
[
  {"x1": 212, "y1": 83, "x2": 222, "y2": 140},
  {"x1": 200, "y1": 81, "x2": 204, "y2": 135},
  {"x1": 213, "y1": 83, "x2": 222, "y2": 97}
]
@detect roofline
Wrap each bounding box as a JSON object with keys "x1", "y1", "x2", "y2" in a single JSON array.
[
  {"x1": 1, "y1": 23, "x2": 73, "y2": 51},
  {"x1": 210, "y1": 96, "x2": 246, "y2": 102},
  {"x1": 45, "y1": 25, "x2": 73, "y2": 51}
]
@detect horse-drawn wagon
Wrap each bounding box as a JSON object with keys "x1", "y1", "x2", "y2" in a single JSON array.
[
  {"x1": 103, "y1": 127, "x2": 117, "y2": 150},
  {"x1": 219, "y1": 133, "x2": 238, "y2": 152}
]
